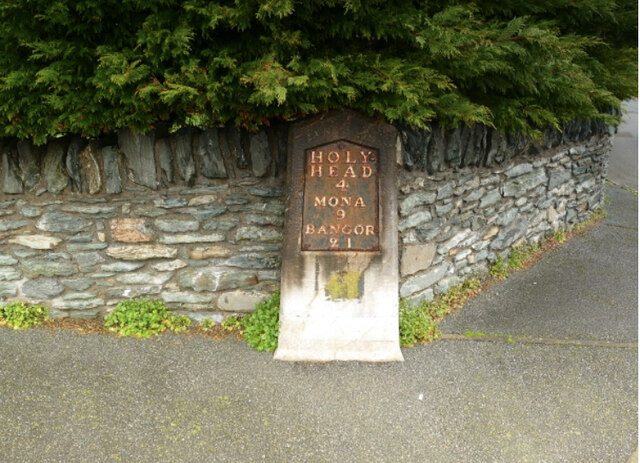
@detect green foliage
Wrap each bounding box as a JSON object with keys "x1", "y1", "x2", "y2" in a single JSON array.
[
  {"x1": 399, "y1": 298, "x2": 441, "y2": 347},
  {"x1": 508, "y1": 243, "x2": 541, "y2": 270},
  {"x1": 489, "y1": 257, "x2": 509, "y2": 280},
  {"x1": 222, "y1": 315, "x2": 243, "y2": 332},
  {"x1": 0, "y1": 0, "x2": 635, "y2": 142},
  {"x1": 199, "y1": 318, "x2": 216, "y2": 331},
  {"x1": 399, "y1": 278, "x2": 481, "y2": 347},
  {"x1": 241, "y1": 291, "x2": 280, "y2": 352},
  {"x1": 552, "y1": 228, "x2": 566, "y2": 244},
  {"x1": 0, "y1": 302, "x2": 49, "y2": 329},
  {"x1": 103, "y1": 298, "x2": 191, "y2": 338}
]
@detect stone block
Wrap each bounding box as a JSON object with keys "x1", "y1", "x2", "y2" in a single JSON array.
[
  {"x1": 36, "y1": 213, "x2": 90, "y2": 234},
  {"x1": 78, "y1": 143, "x2": 102, "y2": 194},
  {"x1": 21, "y1": 279, "x2": 64, "y2": 299},
  {"x1": 401, "y1": 243, "x2": 436, "y2": 277},
  {"x1": 217, "y1": 290, "x2": 268, "y2": 313},
  {"x1": 196, "y1": 129, "x2": 227, "y2": 179},
  {"x1": 159, "y1": 233, "x2": 225, "y2": 244},
  {"x1": 102, "y1": 146, "x2": 123, "y2": 194},
  {"x1": 9, "y1": 235, "x2": 61, "y2": 252},
  {"x1": 189, "y1": 246, "x2": 232, "y2": 260},
  {"x1": 399, "y1": 263, "x2": 449, "y2": 297},
  {"x1": 43, "y1": 141, "x2": 69, "y2": 194},
  {"x1": 110, "y1": 218, "x2": 154, "y2": 243},
  {"x1": 118, "y1": 128, "x2": 157, "y2": 189},
  {"x1": 249, "y1": 131, "x2": 272, "y2": 177},
  {"x1": 106, "y1": 245, "x2": 177, "y2": 261}
]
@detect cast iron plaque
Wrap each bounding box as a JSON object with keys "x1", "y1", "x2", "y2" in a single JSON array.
[{"x1": 301, "y1": 140, "x2": 379, "y2": 251}]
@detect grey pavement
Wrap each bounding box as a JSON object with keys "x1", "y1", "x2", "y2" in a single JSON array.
[
  {"x1": 1, "y1": 121, "x2": 638, "y2": 462},
  {"x1": 608, "y1": 100, "x2": 638, "y2": 190}
]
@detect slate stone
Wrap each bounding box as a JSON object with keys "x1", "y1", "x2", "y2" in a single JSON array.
[
  {"x1": 425, "y1": 126, "x2": 446, "y2": 174},
  {"x1": 464, "y1": 187, "x2": 485, "y2": 202},
  {"x1": 74, "y1": 252, "x2": 105, "y2": 269},
  {"x1": 196, "y1": 129, "x2": 228, "y2": 179},
  {"x1": 0, "y1": 254, "x2": 18, "y2": 266},
  {"x1": 0, "y1": 220, "x2": 29, "y2": 232},
  {"x1": 21, "y1": 279, "x2": 64, "y2": 299},
  {"x1": 66, "y1": 137, "x2": 86, "y2": 192},
  {"x1": 79, "y1": 143, "x2": 102, "y2": 194},
  {"x1": 398, "y1": 211, "x2": 432, "y2": 232},
  {"x1": 161, "y1": 292, "x2": 213, "y2": 304},
  {"x1": 505, "y1": 163, "x2": 533, "y2": 178},
  {"x1": 51, "y1": 299, "x2": 104, "y2": 310},
  {"x1": 548, "y1": 168, "x2": 572, "y2": 191},
  {"x1": 249, "y1": 131, "x2": 271, "y2": 177},
  {"x1": 223, "y1": 253, "x2": 280, "y2": 269},
  {"x1": 110, "y1": 218, "x2": 154, "y2": 243},
  {"x1": 225, "y1": 126, "x2": 248, "y2": 169},
  {"x1": 116, "y1": 273, "x2": 172, "y2": 285},
  {"x1": 60, "y1": 205, "x2": 118, "y2": 217},
  {"x1": 186, "y1": 205, "x2": 228, "y2": 220},
  {"x1": 102, "y1": 146, "x2": 122, "y2": 194},
  {"x1": 106, "y1": 245, "x2": 177, "y2": 261},
  {"x1": 21, "y1": 207, "x2": 41, "y2": 218},
  {"x1": 171, "y1": 128, "x2": 196, "y2": 185},
  {"x1": 490, "y1": 217, "x2": 529, "y2": 250},
  {"x1": 20, "y1": 260, "x2": 76, "y2": 278},
  {"x1": 248, "y1": 187, "x2": 282, "y2": 198},
  {"x1": 154, "y1": 197, "x2": 188, "y2": 209},
  {"x1": 399, "y1": 191, "x2": 437, "y2": 216},
  {"x1": 17, "y1": 140, "x2": 41, "y2": 191},
  {"x1": 67, "y1": 243, "x2": 108, "y2": 251},
  {"x1": 159, "y1": 233, "x2": 225, "y2": 244},
  {"x1": 436, "y1": 182, "x2": 454, "y2": 200},
  {"x1": 479, "y1": 189, "x2": 501, "y2": 208},
  {"x1": 0, "y1": 267, "x2": 21, "y2": 281},
  {"x1": 100, "y1": 262, "x2": 145, "y2": 272},
  {"x1": 503, "y1": 169, "x2": 547, "y2": 196},
  {"x1": 155, "y1": 139, "x2": 174, "y2": 183},
  {"x1": 0, "y1": 282, "x2": 18, "y2": 297},
  {"x1": 485, "y1": 129, "x2": 508, "y2": 166},
  {"x1": 189, "y1": 246, "x2": 232, "y2": 259},
  {"x1": 235, "y1": 226, "x2": 282, "y2": 242},
  {"x1": 178, "y1": 268, "x2": 257, "y2": 292},
  {"x1": 444, "y1": 125, "x2": 462, "y2": 168},
  {"x1": 36, "y1": 213, "x2": 91, "y2": 233},
  {"x1": 118, "y1": 128, "x2": 157, "y2": 189},
  {"x1": 245, "y1": 213, "x2": 284, "y2": 227},
  {"x1": 462, "y1": 125, "x2": 487, "y2": 167},
  {"x1": 399, "y1": 263, "x2": 449, "y2": 297},
  {"x1": 62, "y1": 292, "x2": 99, "y2": 300},
  {"x1": 2, "y1": 147, "x2": 23, "y2": 194},
  {"x1": 133, "y1": 206, "x2": 167, "y2": 217},
  {"x1": 401, "y1": 243, "x2": 437, "y2": 277},
  {"x1": 154, "y1": 219, "x2": 199, "y2": 233},
  {"x1": 435, "y1": 202, "x2": 454, "y2": 216},
  {"x1": 152, "y1": 259, "x2": 187, "y2": 271},
  {"x1": 8, "y1": 235, "x2": 61, "y2": 250},
  {"x1": 42, "y1": 141, "x2": 69, "y2": 194},
  {"x1": 202, "y1": 219, "x2": 238, "y2": 231},
  {"x1": 217, "y1": 290, "x2": 268, "y2": 313}
]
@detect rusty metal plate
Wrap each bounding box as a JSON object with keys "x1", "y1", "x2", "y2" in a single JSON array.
[{"x1": 301, "y1": 140, "x2": 379, "y2": 251}]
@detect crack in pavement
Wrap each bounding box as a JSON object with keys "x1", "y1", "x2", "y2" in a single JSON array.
[{"x1": 440, "y1": 333, "x2": 638, "y2": 349}]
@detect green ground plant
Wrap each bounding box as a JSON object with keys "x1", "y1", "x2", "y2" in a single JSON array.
[
  {"x1": 240, "y1": 291, "x2": 280, "y2": 352},
  {"x1": 104, "y1": 298, "x2": 191, "y2": 338},
  {"x1": 199, "y1": 318, "x2": 216, "y2": 331},
  {"x1": 0, "y1": 302, "x2": 49, "y2": 329},
  {"x1": 508, "y1": 243, "x2": 541, "y2": 270},
  {"x1": 399, "y1": 278, "x2": 482, "y2": 347},
  {"x1": 489, "y1": 257, "x2": 509, "y2": 280}
]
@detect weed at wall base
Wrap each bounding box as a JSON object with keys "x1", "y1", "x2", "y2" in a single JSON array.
[{"x1": 0, "y1": 302, "x2": 49, "y2": 329}]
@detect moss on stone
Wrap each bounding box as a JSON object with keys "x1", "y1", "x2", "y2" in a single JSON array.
[{"x1": 325, "y1": 271, "x2": 361, "y2": 300}]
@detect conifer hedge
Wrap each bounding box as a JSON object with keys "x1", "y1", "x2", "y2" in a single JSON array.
[{"x1": 0, "y1": 0, "x2": 636, "y2": 143}]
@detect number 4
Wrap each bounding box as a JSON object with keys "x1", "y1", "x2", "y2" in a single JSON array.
[{"x1": 335, "y1": 179, "x2": 349, "y2": 191}]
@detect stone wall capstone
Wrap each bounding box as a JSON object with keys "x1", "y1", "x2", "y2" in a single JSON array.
[{"x1": 0, "y1": 118, "x2": 612, "y2": 320}]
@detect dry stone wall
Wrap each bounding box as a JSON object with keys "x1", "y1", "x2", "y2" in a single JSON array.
[{"x1": 0, "y1": 118, "x2": 612, "y2": 319}]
